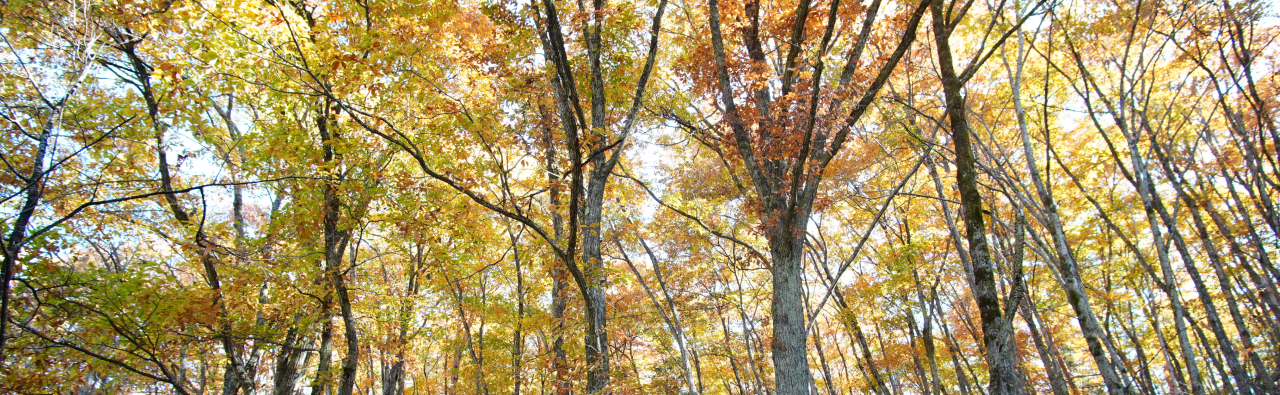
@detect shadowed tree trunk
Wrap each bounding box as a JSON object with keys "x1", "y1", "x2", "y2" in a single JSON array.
[{"x1": 930, "y1": 2, "x2": 1018, "y2": 392}]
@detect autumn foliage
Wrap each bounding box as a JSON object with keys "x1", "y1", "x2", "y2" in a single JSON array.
[{"x1": 1, "y1": 0, "x2": 1278, "y2": 394}]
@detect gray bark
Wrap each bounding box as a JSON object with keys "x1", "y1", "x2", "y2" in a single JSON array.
[{"x1": 1004, "y1": 30, "x2": 1128, "y2": 395}]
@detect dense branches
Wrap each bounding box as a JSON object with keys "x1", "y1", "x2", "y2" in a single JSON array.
[{"x1": 2, "y1": 0, "x2": 1278, "y2": 394}]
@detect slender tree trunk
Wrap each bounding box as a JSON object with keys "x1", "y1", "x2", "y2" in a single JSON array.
[
  {"x1": 1116, "y1": 305, "x2": 1155, "y2": 395},
  {"x1": 383, "y1": 244, "x2": 423, "y2": 395},
  {"x1": 511, "y1": 228, "x2": 527, "y2": 395},
  {"x1": 722, "y1": 316, "x2": 748, "y2": 395},
  {"x1": 1005, "y1": 28, "x2": 1128, "y2": 395},
  {"x1": 1019, "y1": 296, "x2": 1070, "y2": 395},
  {"x1": 1150, "y1": 135, "x2": 1260, "y2": 393},
  {"x1": 906, "y1": 314, "x2": 932, "y2": 395},
  {"x1": 932, "y1": 288, "x2": 975, "y2": 395},
  {"x1": 317, "y1": 103, "x2": 359, "y2": 395},
  {"x1": 913, "y1": 273, "x2": 946, "y2": 395},
  {"x1": 449, "y1": 342, "x2": 463, "y2": 395},
  {"x1": 620, "y1": 237, "x2": 698, "y2": 394},
  {"x1": 833, "y1": 294, "x2": 889, "y2": 395},
  {"x1": 930, "y1": 3, "x2": 1019, "y2": 393},
  {"x1": 1137, "y1": 285, "x2": 1189, "y2": 395},
  {"x1": 540, "y1": 105, "x2": 571, "y2": 395},
  {"x1": 1062, "y1": 24, "x2": 1207, "y2": 394},
  {"x1": 313, "y1": 314, "x2": 335, "y2": 395},
  {"x1": 813, "y1": 323, "x2": 838, "y2": 395},
  {"x1": 1123, "y1": 125, "x2": 1205, "y2": 395},
  {"x1": 643, "y1": 238, "x2": 699, "y2": 395},
  {"x1": 0, "y1": 106, "x2": 54, "y2": 362}
]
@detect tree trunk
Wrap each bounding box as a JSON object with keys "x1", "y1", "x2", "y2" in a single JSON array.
[
  {"x1": 1000, "y1": 29, "x2": 1130, "y2": 395},
  {"x1": 510, "y1": 228, "x2": 527, "y2": 395},
  {"x1": 580, "y1": 167, "x2": 611, "y2": 394},
  {"x1": 620, "y1": 237, "x2": 698, "y2": 394},
  {"x1": 312, "y1": 315, "x2": 335, "y2": 395},
  {"x1": 930, "y1": 3, "x2": 1019, "y2": 393},
  {"x1": 764, "y1": 219, "x2": 813, "y2": 395},
  {"x1": 273, "y1": 327, "x2": 306, "y2": 395},
  {"x1": 317, "y1": 102, "x2": 359, "y2": 395},
  {"x1": 0, "y1": 106, "x2": 54, "y2": 361}
]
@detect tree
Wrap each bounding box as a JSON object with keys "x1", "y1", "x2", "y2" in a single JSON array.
[
  {"x1": 691, "y1": 0, "x2": 930, "y2": 392},
  {"x1": 4, "y1": 0, "x2": 1280, "y2": 394}
]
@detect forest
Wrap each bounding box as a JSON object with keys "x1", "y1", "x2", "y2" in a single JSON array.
[{"x1": 0, "y1": 0, "x2": 1277, "y2": 393}]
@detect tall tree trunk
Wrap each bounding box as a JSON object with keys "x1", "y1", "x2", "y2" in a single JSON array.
[
  {"x1": 273, "y1": 327, "x2": 307, "y2": 395},
  {"x1": 765, "y1": 218, "x2": 812, "y2": 395},
  {"x1": 1019, "y1": 296, "x2": 1071, "y2": 395},
  {"x1": 312, "y1": 314, "x2": 335, "y2": 395},
  {"x1": 704, "y1": 0, "x2": 927, "y2": 389},
  {"x1": 539, "y1": 104, "x2": 572, "y2": 395},
  {"x1": 0, "y1": 103, "x2": 55, "y2": 362},
  {"x1": 317, "y1": 102, "x2": 359, "y2": 395},
  {"x1": 383, "y1": 244, "x2": 424, "y2": 395},
  {"x1": 643, "y1": 237, "x2": 699, "y2": 395},
  {"x1": 721, "y1": 315, "x2": 748, "y2": 395},
  {"x1": 1004, "y1": 31, "x2": 1129, "y2": 394},
  {"x1": 1150, "y1": 133, "x2": 1260, "y2": 393},
  {"x1": 510, "y1": 228, "x2": 527, "y2": 395},
  {"x1": 580, "y1": 167, "x2": 611, "y2": 394},
  {"x1": 619, "y1": 237, "x2": 699, "y2": 394},
  {"x1": 1121, "y1": 117, "x2": 1205, "y2": 395},
  {"x1": 0, "y1": 16, "x2": 101, "y2": 362},
  {"x1": 1061, "y1": 21, "x2": 1207, "y2": 394},
  {"x1": 533, "y1": 0, "x2": 666, "y2": 388},
  {"x1": 905, "y1": 314, "x2": 931, "y2": 395},
  {"x1": 930, "y1": 3, "x2": 1019, "y2": 393},
  {"x1": 118, "y1": 38, "x2": 253, "y2": 395}
]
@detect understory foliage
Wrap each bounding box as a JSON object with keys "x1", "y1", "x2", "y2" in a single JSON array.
[{"x1": 1, "y1": 0, "x2": 1278, "y2": 394}]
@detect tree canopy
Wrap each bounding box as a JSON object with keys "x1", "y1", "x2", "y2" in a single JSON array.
[{"x1": 2, "y1": 0, "x2": 1278, "y2": 394}]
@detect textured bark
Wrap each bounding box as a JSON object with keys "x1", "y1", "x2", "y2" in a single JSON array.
[
  {"x1": 333, "y1": 264, "x2": 359, "y2": 395},
  {"x1": 273, "y1": 327, "x2": 306, "y2": 395},
  {"x1": 767, "y1": 223, "x2": 812, "y2": 395},
  {"x1": 580, "y1": 168, "x2": 611, "y2": 394},
  {"x1": 448, "y1": 342, "x2": 462, "y2": 394},
  {"x1": 312, "y1": 316, "x2": 334, "y2": 395},
  {"x1": 317, "y1": 102, "x2": 359, "y2": 395},
  {"x1": 930, "y1": 3, "x2": 1019, "y2": 393}
]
